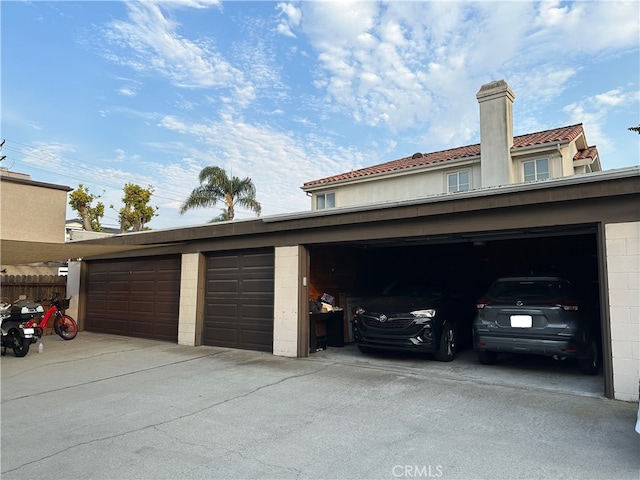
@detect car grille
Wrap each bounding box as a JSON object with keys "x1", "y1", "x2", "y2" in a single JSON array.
[{"x1": 362, "y1": 315, "x2": 414, "y2": 329}]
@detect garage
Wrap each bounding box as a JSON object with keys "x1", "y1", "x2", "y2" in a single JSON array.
[
  {"x1": 204, "y1": 249, "x2": 274, "y2": 353},
  {"x1": 306, "y1": 224, "x2": 603, "y2": 388},
  {"x1": 62, "y1": 168, "x2": 637, "y2": 400},
  {"x1": 85, "y1": 256, "x2": 181, "y2": 342}
]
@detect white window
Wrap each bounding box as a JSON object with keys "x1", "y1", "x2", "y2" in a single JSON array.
[
  {"x1": 523, "y1": 159, "x2": 549, "y2": 182},
  {"x1": 447, "y1": 171, "x2": 470, "y2": 193},
  {"x1": 316, "y1": 192, "x2": 335, "y2": 209}
]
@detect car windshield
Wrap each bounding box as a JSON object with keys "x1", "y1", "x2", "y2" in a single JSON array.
[
  {"x1": 383, "y1": 280, "x2": 446, "y2": 298},
  {"x1": 486, "y1": 279, "x2": 571, "y2": 302}
]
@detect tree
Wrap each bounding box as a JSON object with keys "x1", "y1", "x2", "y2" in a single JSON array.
[
  {"x1": 68, "y1": 184, "x2": 104, "y2": 231},
  {"x1": 116, "y1": 183, "x2": 158, "y2": 233},
  {"x1": 180, "y1": 166, "x2": 261, "y2": 222}
]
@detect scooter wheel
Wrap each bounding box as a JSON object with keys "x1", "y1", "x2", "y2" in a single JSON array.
[{"x1": 8, "y1": 330, "x2": 30, "y2": 357}]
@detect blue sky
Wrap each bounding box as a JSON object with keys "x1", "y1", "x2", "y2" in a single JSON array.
[{"x1": 2, "y1": 1, "x2": 639, "y2": 230}]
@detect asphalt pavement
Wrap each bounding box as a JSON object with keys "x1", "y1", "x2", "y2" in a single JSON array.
[{"x1": 1, "y1": 332, "x2": 638, "y2": 480}]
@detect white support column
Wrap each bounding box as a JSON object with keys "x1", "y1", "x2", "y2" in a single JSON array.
[
  {"x1": 273, "y1": 246, "x2": 301, "y2": 357},
  {"x1": 178, "y1": 253, "x2": 202, "y2": 346},
  {"x1": 605, "y1": 221, "x2": 640, "y2": 401},
  {"x1": 66, "y1": 260, "x2": 82, "y2": 323}
]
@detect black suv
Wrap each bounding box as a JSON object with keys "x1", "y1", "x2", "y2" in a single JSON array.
[
  {"x1": 352, "y1": 279, "x2": 475, "y2": 362},
  {"x1": 472, "y1": 276, "x2": 599, "y2": 374}
]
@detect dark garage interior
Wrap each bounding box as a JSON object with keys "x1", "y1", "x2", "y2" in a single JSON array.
[{"x1": 307, "y1": 225, "x2": 604, "y2": 394}]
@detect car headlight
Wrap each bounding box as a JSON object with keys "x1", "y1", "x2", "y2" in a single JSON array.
[{"x1": 411, "y1": 309, "x2": 436, "y2": 318}]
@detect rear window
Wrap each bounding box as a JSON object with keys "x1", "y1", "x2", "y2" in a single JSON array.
[{"x1": 486, "y1": 279, "x2": 572, "y2": 302}]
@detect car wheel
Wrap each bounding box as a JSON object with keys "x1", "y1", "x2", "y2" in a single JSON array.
[
  {"x1": 476, "y1": 349, "x2": 498, "y2": 365},
  {"x1": 578, "y1": 337, "x2": 599, "y2": 375},
  {"x1": 434, "y1": 324, "x2": 456, "y2": 362}
]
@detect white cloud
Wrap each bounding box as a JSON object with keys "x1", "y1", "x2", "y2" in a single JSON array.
[
  {"x1": 117, "y1": 87, "x2": 136, "y2": 97},
  {"x1": 103, "y1": 2, "x2": 253, "y2": 97},
  {"x1": 594, "y1": 89, "x2": 628, "y2": 107},
  {"x1": 278, "y1": 2, "x2": 301, "y2": 26},
  {"x1": 276, "y1": 2, "x2": 301, "y2": 38},
  {"x1": 293, "y1": 0, "x2": 638, "y2": 150},
  {"x1": 155, "y1": 112, "x2": 367, "y2": 219},
  {"x1": 158, "y1": 0, "x2": 221, "y2": 9},
  {"x1": 563, "y1": 86, "x2": 640, "y2": 152},
  {"x1": 532, "y1": 1, "x2": 640, "y2": 52},
  {"x1": 21, "y1": 142, "x2": 76, "y2": 171},
  {"x1": 277, "y1": 23, "x2": 296, "y2": 38}
]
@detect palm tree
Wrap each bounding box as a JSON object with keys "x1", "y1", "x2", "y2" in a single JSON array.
[{"x1": 180, "y1": 166, "x2": 261, "y2": 222}]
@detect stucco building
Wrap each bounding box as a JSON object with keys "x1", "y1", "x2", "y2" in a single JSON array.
[
  {"x1": 302, "y1": 80, "x2": 601, "y2": 210},
  {"x1": 0, "y1": 169, "x2": 72, "y2": 275}
]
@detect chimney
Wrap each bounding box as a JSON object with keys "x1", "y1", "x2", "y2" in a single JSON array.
[{"x1": 476, "y1": 80, "x2": 515, "y2": 188}]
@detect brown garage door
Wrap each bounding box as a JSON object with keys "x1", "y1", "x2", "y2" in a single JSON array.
[
  {"x1": 86, "y1": 256, "x2": 181, "y2": 342},
  {"x1": 204, "y1": 249, "x2": 274, "y2": 352}
]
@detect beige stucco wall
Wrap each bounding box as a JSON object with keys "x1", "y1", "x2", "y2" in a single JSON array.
[
  {"x1": 512, "y1": 148, "x2": 565, "y2": 183},
  {"x1": 605, "y1": 221, "x2": 640, "y2": 401},
  {"x1": 0, "y1": 179, "x2": 69, "y2": 243},
  {"x1": 313, "y1": 161, "x2": 481, "y2": 210},
  {"x1": 273, "y1": 246, "x2": 301, "y2": 357},
  {"x1": 477, "y1": 81, "x2": 515, "y2": 188},
  {"x1": 562, "y1": 141, "x2": 579, "y2": 177}
]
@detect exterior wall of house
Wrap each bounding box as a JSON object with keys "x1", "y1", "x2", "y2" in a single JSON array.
[
  {"x1": 512, "y1": 147, "x2": 564, "y2": 182},
  {"x1": 312, "y1": 161, "x2": 480, "y2": 210},
  {"x1": 605, "y1": 221, "x2": 640, "y2": 401},
  {"x1": 178, "y1": 253, "x2": 203, "y2": 346},
  {"x1": 562, "y1": 141, "x2": 579, "y2": 177},
  {"x1": 0, "y1": 173, "x2": 70, "y2": 243},
  {"x1": 273, "y1": 246, "x2": 302, "y2": 357}
]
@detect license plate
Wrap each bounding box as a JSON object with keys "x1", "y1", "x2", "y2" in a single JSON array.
[
  {"x1": 22, "y1": 328, "x2": 35, "y2": 335},
  {"x1": 510, "y1": 315, "x2": 532, "y2": 328}
]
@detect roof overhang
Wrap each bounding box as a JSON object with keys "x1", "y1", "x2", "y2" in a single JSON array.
[{"x1": 0, "y1": 240, "x2": 151, "y2": 265}]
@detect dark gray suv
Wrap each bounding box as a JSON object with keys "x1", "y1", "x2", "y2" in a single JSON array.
[{"x1": 472, "y1": 276, "x2": 599, "y2": 375}]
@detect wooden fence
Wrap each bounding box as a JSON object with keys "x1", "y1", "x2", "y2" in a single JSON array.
[{"x1": 0, "y1": 275, "x2": 67, "y2": 303}]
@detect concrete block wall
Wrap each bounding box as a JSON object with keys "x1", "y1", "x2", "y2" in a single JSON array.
[
  {"x1": 178, "y1": 253, "x2": 201, "y2": 346},
  {"x1": 273, "y1": 246, "x2": 301, "y2": 357},
  {"x1": 605, "y1": 221, "x2": 640, "y2": 402}
]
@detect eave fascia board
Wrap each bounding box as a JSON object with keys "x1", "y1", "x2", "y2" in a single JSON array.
[{"x1": 511, "y1": 140, "x2": 570, "y2": 157}]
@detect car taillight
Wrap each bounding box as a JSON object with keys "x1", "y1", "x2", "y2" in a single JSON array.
[
  {"x1": 476, "y1": 297, "x2": 491, "y2": 309},
  {"x1": 554, "y1": 298, "x2": 579, "y2": 311}
]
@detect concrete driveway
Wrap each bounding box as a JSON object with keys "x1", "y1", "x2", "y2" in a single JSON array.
[{"x1": 1, "y1": 333, "x2": 638, "y2": 480}]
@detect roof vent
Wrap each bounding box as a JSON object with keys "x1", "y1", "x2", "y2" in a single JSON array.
[{"x1": 411, "y1": 152, "x2": 423, "y2": 159}]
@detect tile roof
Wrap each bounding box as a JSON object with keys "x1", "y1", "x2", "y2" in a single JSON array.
[
  {"x1": 304, "y1": 124, "x2": 594, "y2": 188},
  {"x1": 574, "y1": 146, "x2": 599, "y2": 161}
]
